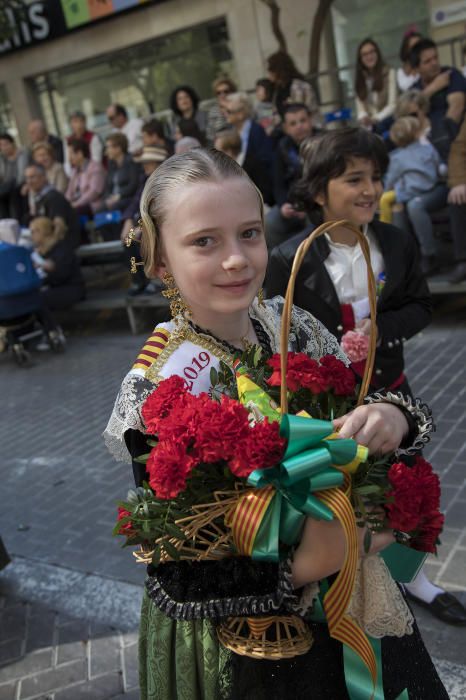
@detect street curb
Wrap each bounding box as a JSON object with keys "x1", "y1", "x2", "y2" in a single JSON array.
[{"x1": 0, "y1": 557, "x2": 142, "y2": 631}]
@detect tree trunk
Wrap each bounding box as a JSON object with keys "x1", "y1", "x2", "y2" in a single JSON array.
[
  {"x1": 308, "y1": 0, "x2": 334, "y2": 77},
  {"x1": 258, "y1": 0, "x2": 288, "y2": 53}
]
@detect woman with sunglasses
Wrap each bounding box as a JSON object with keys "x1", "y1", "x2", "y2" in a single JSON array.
[
  {"x1": 205, "y1": 76, "x2": 237, "y2": 145},
  {"x1": 355, "y1": 38, "x2": 397, "y2": 135}
]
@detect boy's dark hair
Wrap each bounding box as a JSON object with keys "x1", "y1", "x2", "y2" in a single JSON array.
[
  {"x1": 283, "y1": 103, "x2": 311, "y2": 119},
  {"x1": 68, "y1": 137, "x2": 90, "y2": 159},
  {"x1": 290, "y1": 127, "x2": 389, "y2": 224},
  {"x1": 0, "y1": 133, "x2": 14, "y2": 143},
  {"x1": 170, "y1": 85, "x2": 200, "y2": 117},
  {"x1": 113, "y1": 104, "x2": 128, "y2": 119},
  {"x1": 142, "y1": 119, "x2": 166, "y2": 140},
  {"x1": 255, "y1": 78, "x2": 274, "y2": 102},
  {"x1": 409, "y1": 38, "x2": 437, "y2": 68}
]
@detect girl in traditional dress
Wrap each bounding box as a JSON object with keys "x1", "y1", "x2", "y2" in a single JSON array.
[{"x1": 104, "y1": 148, "x2": 447, "y2": 699}]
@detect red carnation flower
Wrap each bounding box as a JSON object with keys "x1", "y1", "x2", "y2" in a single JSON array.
[
  {"x1": 319, "y1": 355, "x2": 356, "y2": 396},
  {"x1": 189, "y1": 394, "x2": 251, "y2": 464},
  {"x1": 146, "y1": 439, "x2": 196, "y2": 499},
  {"x1": 386, "y1": 461, "x2": 423, "y2": 532},
  {"x1": 267, "y1": 353, "x2": 329, "y2": 393},
  {"x1": 229, "y1": 418, "x2": 286, "y2": 478},
  {"x1": 142, "y1": 375, "x2": 187, "y2": 434},
  {"x1": 116, "y1": 507, "x2": 136, "y2": 537}
]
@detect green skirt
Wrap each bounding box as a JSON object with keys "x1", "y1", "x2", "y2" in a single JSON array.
[{"x1": 139, "y1": 590, "x2": 230, "y2": 700}]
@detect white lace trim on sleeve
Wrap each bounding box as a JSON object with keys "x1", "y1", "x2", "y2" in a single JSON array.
[{"x1": 103, "y1": 372, "x2": 156, "y2": 463}]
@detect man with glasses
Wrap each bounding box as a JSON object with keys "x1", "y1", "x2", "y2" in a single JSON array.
[
  {"x1": 205, "y1": 76, "x2": 237, "y2": 145},
  {"x1": 106, "y1": 104, "x2": 144, "y2": 156}
]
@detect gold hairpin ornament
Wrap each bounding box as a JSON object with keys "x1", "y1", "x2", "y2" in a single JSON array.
[
  {"x1": 130, "y1": 257, "x2": 145, "y2": 274},
  {"x1": 125, "y1": 227, "x2": 142, "y2": 248}
]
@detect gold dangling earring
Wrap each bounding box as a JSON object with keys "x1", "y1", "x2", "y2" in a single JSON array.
[
  {"x1": 161, "y1": 273, "x2": 190, "y2": 321},
  {"x1": 257, "y1": 287, "x2": 265, "y2": 307}
]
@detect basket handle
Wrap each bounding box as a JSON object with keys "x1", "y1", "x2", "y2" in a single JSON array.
[{"x1": 280, "y1": 219, "x2": 377, "y2": 413}]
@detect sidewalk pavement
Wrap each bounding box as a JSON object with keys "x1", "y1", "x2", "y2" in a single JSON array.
[{"x1": 1, "y1": 308, "x2": 465, "y2": 699}]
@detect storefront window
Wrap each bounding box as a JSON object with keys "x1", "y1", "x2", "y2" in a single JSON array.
[
  {"x1": 32, "y1": 17, "x2": 233, "y2": 137},
  {"x1": 0, "y1": 85, "x2": 19, "y2": 141}
]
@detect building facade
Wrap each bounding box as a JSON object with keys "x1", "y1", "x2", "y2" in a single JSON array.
[{"x1": 0, "y1": 0, "x2": 464, "y2": 144}]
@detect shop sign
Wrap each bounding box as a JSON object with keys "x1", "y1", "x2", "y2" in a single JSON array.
[
  {"x1": 0, "y1": 0, "x2": 160, "y2": 56},
  {"x1": 431, "y1": 1, "x2": 466, "y2": 26}
]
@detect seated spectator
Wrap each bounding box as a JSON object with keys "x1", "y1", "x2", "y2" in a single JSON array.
[
  {"x1": 447, "y1": 117, "x2": 466, "y2": 283},
  {"x1": 32, "y1": 142, "x2": 68, "y2": 193},
  {"x1": 225, "y1": 92, "x2": 274, "y2": 204},
  {"x1": 0, "y1": 133, "x2": 28, "y2": 219},
  {"x1": 169, "y1": 85, "x2": 207, "y2": 141},
  {"x1": 397, "y1": 30, "x2": 422, "y2": 92},
  {"x1": 174, "y1": 118, "x2": 205, "y2": 146},
  {"x1": 121, "y1": 145, "x2": 168, "y2": 296},
  {"x1": 22, "y1": 164, "x2": 80, "y2": 248},
  {"x1": 205, "y1": 76, "x2": 237, "y2": 145},
  {"x1": 64, "y1": 111, "x2": 103, "y2": 175},
  {"x1": 65, "y1": 138, "x2": 106, "y2": 217},
  {"x1": 355, "y1": 38, "x2": 397, "y2": 135},
  {"x1": 265, "y1": 103, "x2": 319, "y2": 249},
  {"x1": 254, "y1": 78, "x2": 275, "y2": 134},
  {"x1": 106, "y1": 103, "x2": 144, "y2": 156},
  {"x1": 142, "y1": 118, "x2": 174, "y2": 155},
  {"x1": 30, "y1": 216, "x2": 84, "y2": 316},
  {"x1": 27, "y1": 119, "x2": 64, "y2": 163},
  {"x1": 411, "y1": 38, "x2": 466, "y2": 161},
  {"x1": 175, "y1": 137, "x2": 201, "y2": 155},
  {"x1": 214, "y1": 129, "x2": 242, "y2": 162},
  {"x1": 380, "y1": 116, "x2": 446, "y2": 276},
  {"x1": 266, "y1": 50, "x2": 320, "y2": 122},
  {"x1": 100, "y1": 133, "x2": 142, "y2": 214}
]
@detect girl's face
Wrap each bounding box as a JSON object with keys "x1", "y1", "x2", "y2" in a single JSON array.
[
  {"x1": 155, "y1": 178, "x2": 267, "y2": 328},
  {"x1": 359, "y1": 42, "x2": 378, "y2": 71},
  {"x1": 176, "y1": 91, "x2": 193, "y2": 114},
  {"x1": 318, "y1": 158, "x2": 383, "y2": 227}
]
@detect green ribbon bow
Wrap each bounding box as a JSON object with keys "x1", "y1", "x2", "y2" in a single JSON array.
[{"x1": 246, "y1": 415, "x2": 366, "y2": 560}]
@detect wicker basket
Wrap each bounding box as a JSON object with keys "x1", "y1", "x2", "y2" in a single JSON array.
[{"x1": 216, "y1": 219, "x2": 377, "y2": 660}]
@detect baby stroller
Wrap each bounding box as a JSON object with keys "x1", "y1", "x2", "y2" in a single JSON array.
[{"x1": 0, "y1": 240, "x2": 65, "y2": 366}]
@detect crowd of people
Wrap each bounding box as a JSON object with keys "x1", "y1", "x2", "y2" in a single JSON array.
[{"x1": 0, "y1": 31, "x2": 465, "y2": 343}]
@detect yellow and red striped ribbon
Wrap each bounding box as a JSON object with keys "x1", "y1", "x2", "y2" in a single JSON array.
[
  {"x1": 227, "y1": 486, "x2": 275, "y2": 556},
  {"x1": 133, "y1": 328, "x2": 170, "y2": 371},
  {"x1": 316, "y1": 474, "x2": 377, "y2": 693}
]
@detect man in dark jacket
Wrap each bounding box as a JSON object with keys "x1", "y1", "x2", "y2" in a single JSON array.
[
  {"x1": 23, "y1": 164, "x2": 80, "y2": 248},
  {"x1": 265, "y1": 103, "x2": 320, "y2": 250}
]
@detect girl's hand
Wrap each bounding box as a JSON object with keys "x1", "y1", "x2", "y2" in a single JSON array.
[
  {"x1": 291, "y1": 516, "x2": 394, "y2": 588},
  {"x1": 41, "y1": 259, "x2": 55, "y2": 273},
  {"x1": 333, "y1": 402, "x2": 409, "y2": 454}
]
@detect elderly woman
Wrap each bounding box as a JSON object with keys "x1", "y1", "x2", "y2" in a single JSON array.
[
  {"x1": 224, "y1": 92, "x2": 274, "y2": 204},
  {"x1": 32, "y1": 142, "x2": 68, "y2": 193},
  {"x1": 101, "y1": 132, "x2": 142, "y2": 213}
]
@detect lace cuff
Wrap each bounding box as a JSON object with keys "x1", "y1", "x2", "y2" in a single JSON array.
[
  {"x1": 347, "y1": 554, "x2": 414, "y2": 638},
  {"x1": 145, "y1": 557, "x2": 299, "y2": 621},
  {"x1": 363, "y1": 391, "x2": 434, "y2": 455}
]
